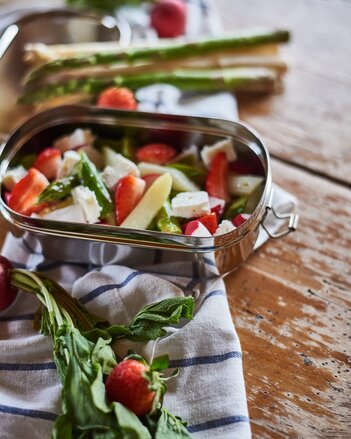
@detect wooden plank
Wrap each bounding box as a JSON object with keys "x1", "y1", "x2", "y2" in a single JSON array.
[
  {"x1": 217, "y1": 0, "x2": 351, "y2": 185},
  {"x1": 225, "y1": 159, "x2": 351, "y2": 438}
]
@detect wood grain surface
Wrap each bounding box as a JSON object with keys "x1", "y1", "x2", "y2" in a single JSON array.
[
  {"x1": 216, "y1": 0, "x2": 351, "y2": 437},
  {"x1": 0, "y1": 0, "x2": 350, "y2": 438}
]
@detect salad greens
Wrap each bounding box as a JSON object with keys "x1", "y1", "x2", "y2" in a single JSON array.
[{"x1": 10, "y1": 269, "x2": 194, "y2": 438}]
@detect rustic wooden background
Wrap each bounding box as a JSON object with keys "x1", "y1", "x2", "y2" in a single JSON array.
[{"x1": 0, "y1": 0, "x2": 350, "y2": 437}]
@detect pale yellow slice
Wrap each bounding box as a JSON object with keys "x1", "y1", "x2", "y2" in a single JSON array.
[
  {"x1": 121, "y1": 173, "x2": 172, "y2": 230},
  {"x1": 138, "y1": 162, "x2": 199, "y2": 192}
]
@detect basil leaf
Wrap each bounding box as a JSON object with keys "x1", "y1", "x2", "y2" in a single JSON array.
[
  {"x1": 151, "y1": 355, "x2": 170, "y2": 372},
  {"x1": 155, "y1": 408, "x2": 191, "y2": 439},
  {"x1": 113, "y1": 402, "x2": 151, "y2": 439},
  {"x1": 109, "y1": 297, "x2": 195, "y2": 342}
]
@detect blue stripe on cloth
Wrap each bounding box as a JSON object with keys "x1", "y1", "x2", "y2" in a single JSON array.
[
  {"x1": 202, "y1": 256, "x2": 217, "y2": 267},
  {"x1": 0, "y1": 404, "x2": 57, "y2": 422},
  {"x1": 0, "y1": 313, "x2": 35, "y2": 322},
  {"x1": 169, "y1": 351, "x2": 242, "y2": 368},
  {"x1": 187, "y1": 415, "x2": 250, "y2": 433},
  {"x1": 0, "y1": 362, "x2": 56, "y2": 371},
  {"x1": 202, "y1": 289, "x2": 226, "y2": 303},
  {"x1": 79, "y1": 271, "x2": 143, "y2": 304}
]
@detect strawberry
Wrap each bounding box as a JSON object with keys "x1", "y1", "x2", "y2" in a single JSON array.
[
  {"x1": 115, "y1": 175, "x2": 146, "y2": 225},
  {"x1": 0, "y1": 256, "x2": 17, "y2": 310},
  {"x1": 97, "y1": 87, "x2": 137, "y2": 110},
  {"x1": 33, "y1": 148, "x2": 62, "y2": 180},
  {"x1": 196, "y1": 212, "x2": 218, "y2": 235},
  {"x1": 8, "y1": 168, "x2": 49, "y2": 215},
  {"x1": 136, "y1": 143, "x2": 177, "y2": 165},
  {"x1": 105, "y1": 359, "x2": 155, "y2": 416},
  {"x1": 232, "y1": 213, "x2": 251, "y2": 227},
  {"x1": 209, "y1": 196, "x2": 225, "y2": 218},
  {"x1": 205, "y1": 152, "x2": 229, "y2": 201},
  {"x1": 184, "y1": 220, "x2": 212, "y2": 237},
  {"x1": 150, "y1": 0, "x2": 187, "y2": 38},
  {"x1": 142, "y1": 173, "x2": 161, "y2": 190}
]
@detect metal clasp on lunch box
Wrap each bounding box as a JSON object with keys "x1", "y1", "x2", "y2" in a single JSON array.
[{"x1": 261, "y1": 192, "x2": 299, "y2": 238}]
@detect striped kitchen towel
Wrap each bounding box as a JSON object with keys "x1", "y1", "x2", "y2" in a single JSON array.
[{"x1": 0, "y1": 232, "x2": 251, "y2": 439}]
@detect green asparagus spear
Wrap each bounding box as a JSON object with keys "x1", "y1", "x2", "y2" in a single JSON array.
[
  {"x1": 19, "y1": 67, "x2": 277, "y2": 104},
  {"x1": 25, "y1": 29, "x2": 290, "y2": 85},
  {"x1": 38, "y1": 175, "x2": 80, "y2": 203},
  {"x1": 79, "y1": 151, "x2": 113, "y2": 217}
]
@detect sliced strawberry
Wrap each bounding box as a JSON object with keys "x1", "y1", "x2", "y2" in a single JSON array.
[
  {"x1": 196, "y1": 212, "x2": 218, "y2": 235},
  {"x1": 34, "y1": 148, "x2": 62, "y2": 180},
  {"x1": 97, "y1": 87, "x2": 137, "y2": 110},
  {"x1": 136, "y1": 143, "x2": 177, "y2": 165},
  {"x1": 142, "y1": 173, "x2": 161, "y2": 190},
  {"x1": 8, "y1": 168, "x2": 49, "y2": 215},
  {"x1": 115, "y1": 175, "x2": 146, "y2": 225},
  {"x1": 232, "y1": 213, "x2": 251, "y2": 227},
  {"x1": 205, "y1": 152, "x2": 229, "y2": 201}
]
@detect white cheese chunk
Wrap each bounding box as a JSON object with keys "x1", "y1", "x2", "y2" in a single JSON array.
[
  {"x1": 100, "y1": 154, "x2": 140, "y2": 190},
  {"x1": 171, "y1": 191, "x2": 210, "y2": 219},
  {"x1": 39, "y1": 204, "x2": 86, "y2": 223},
  {"x1": 53, "y1": 128, "x2": 95, "y2": 152},
  {"x1": 57, "y1": 150, "x2": 81, "y2": 178},
  {"x1": 1, "y1": 165, "x2": 27, "y2": 191},
  {"x1": 228, "y1": 175, "x2": 264, "y2": 196},
  {"x1": 214, "y1": 220, "x2": 236, "y2": 236},
  {"x1": 200, "y1": 138, "x2": 237, "y2": 168},
  {"x1": 72, "y1": 185, "x2": 102, "y2": 224}
]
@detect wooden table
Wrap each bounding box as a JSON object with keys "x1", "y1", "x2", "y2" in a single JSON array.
[{"x1": 0, "y1": 0, "x2": 350, "y2": 437}]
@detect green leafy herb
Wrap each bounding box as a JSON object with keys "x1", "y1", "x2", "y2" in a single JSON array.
[
  {"x1": 38, "y1": 175, "x2": 79, "y2": 203},
  {"x1": 9, "y1": 268, "x2": 194, "y2": 438}
]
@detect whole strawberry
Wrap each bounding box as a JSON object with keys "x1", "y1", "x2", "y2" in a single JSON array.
[
  {"x1": 0, "y1": 256, "x2": 18, "y2": 310},
  {"x1": 97, "y1": 87, "x2": 137, "y2": 110},
  {"x1": 150, "y1": 0, "x2": 187, "y2": 38},
  {"x1": 105, "y1": 359, "x2": 157, "y2": 416}
]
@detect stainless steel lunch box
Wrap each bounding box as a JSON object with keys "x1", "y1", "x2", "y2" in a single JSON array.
[{"x1": 0, "y1": 105, "x2": 298, "y2": 277}]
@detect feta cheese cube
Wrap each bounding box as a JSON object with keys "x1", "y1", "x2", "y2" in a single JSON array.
[
  {"x1": 40, "y1": 204, "x2": 86, "y2": 223},
  {"x1": 200, "y1": 138, "x2": 237, "y2": 168},
  {"x1": 100, "y1": 154, "x2": 140, "y2": 190},
  {"x1": 53, "y1": 128, "x2": 95, "y2": 152},
  {"x1": 57, "y1": 150, "x2": 81, "y2": 178},
  {"x1": 72, "y1": 185, "x2": 102, "y2": 224},
  {"x1": 214, "y1": 220, "x2": 236, "y2": 236},
  {"x1": 171, "y1": 191, "x2": 210, "y2": 218},
  {"x1": 1, "y1": 165, "x2": 27, "y2": 191}
]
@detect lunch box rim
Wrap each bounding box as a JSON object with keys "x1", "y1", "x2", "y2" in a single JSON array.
[{"x1": 0, "y1": 105, "x2": 274, "y2": 253}]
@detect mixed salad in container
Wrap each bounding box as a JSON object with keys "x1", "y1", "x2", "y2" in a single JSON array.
[{"x1": 1, "y1": 111, "x2": 265, "y2": 238}]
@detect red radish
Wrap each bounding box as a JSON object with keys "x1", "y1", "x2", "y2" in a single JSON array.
[
  {"x1": 209, "y1": 196, "x2": 226, "y2": 218},
  {"x1": 105, "y1": 359, "x2": 155, "y2": 416},
  {"x1": 3, "y1": 191, "x2": 12, "y2": 205},
  {"x1": 205, "y1": 152, "x2": 229, "y2": 201},
  {"x1": 97, "y1": 87, "x2": 137, "y2": 110},
  {"x1": 0, "y1": 256, "x2": 17, "y2": 310},
  {"x1": 8, "y1": 168, "x2": 49, "y2": 215},
  {"x1": 142, "y1": 173, "x2": 161, "y2": 190},
  {"x1": 232, "y1": 213, "x2": 251, "y2": 227},
  {"x1": 34, "y1": 148, "x2": 62, "y2": 180},
  {"x1": 115, "y1": 175, "x2": 146, "y2": 225},
  {"x1": 196, "y1": 212, "x2": 218, "y2": 235},
  {"x1": 150, "y1": 0, "x2": 187, "y2": 38},
  {"x1": 184, "y1": 220, "x2": 212, "y2": 237},
  {"x1": 136, "y1": 143, "x2": 177, "y2": 164}
]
